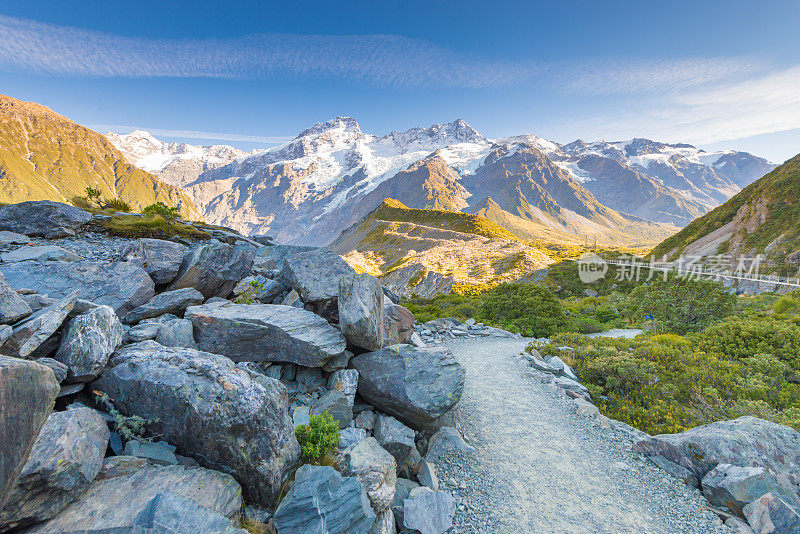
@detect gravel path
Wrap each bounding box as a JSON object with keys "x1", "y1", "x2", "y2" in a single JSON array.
[{"x1": 435, "y1": 338, "x2": 728, "y2": 534}]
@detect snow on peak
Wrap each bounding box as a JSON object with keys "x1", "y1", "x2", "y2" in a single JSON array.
[{"x1": 297, "y1": 117, "x2": 362, "y2": 138}]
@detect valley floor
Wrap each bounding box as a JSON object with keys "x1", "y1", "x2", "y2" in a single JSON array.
[{"x1": 435, "y1": 338, "x2": 727, "y2": 533}]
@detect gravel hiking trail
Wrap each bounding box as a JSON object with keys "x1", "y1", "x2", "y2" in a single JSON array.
[{"x1": 438, "y1": 338, "x2": 726, "y2": 534}]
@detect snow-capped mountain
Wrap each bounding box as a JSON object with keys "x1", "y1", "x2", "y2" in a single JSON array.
[
  {"x1": 106, "y1": 130, "x2": 250, "y2": 187},
  {"x1": 106, "y1": 119, "x2": 774, "y2": 246}
]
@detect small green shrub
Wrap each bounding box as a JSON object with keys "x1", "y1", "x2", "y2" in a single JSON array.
[
  {"x1": 94, "y1": 390, "x2": 158, "y2": 442},
  {"x1": 630, "y1": 277, "x2": 736, "y2": 334},
  {"x1": 480, "y1": 283, "x2": 566, "y2": 337},
  {"x1": 143, "y1": 202, "x2": 180, "y2": 220},
  {"x1": 295, "y1": 412, "x2": 340, "y2": 466},
  {"x1": 235, "y1": 279, "x2": 266, "y2": 304},
  {"x1": 85, "y1": 187, "x2": 102, "y2": 202},
  {"x1": 690, "y1": 317, "x2": 800, "y2": 366}
]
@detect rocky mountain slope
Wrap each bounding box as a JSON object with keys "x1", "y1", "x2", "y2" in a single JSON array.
[
  {"x1": 108, "y1": 118, "x2": 773, "y2": 245},
  {"x1": 651, "y1": 153, "x2": 800, "y2": 276},
  {"x1": 331, "y1": 199, "x2": 552, "y2": 297},
  {"x1": 0, "y1": 95, "x2": 200, "y2": 219}
]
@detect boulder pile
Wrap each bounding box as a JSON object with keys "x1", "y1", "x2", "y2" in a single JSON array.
[{"x1": 0, "y1": 200, "x2": 467, "y2": 533}]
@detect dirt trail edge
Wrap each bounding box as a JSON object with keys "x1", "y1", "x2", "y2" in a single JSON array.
[{"x1": 435, "y1": 338, "x2": 726, "y2": 534}]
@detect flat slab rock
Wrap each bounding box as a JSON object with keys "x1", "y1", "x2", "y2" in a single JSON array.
[
  {"x1": 0, "y1": 201, "x2": 91, "y2": 237},
  {"x1": 24, "y1": 463, "x2": 242, "y2": 533},
  {"x1": 1, "y1": 261, "x2": 154, "y2": 318},
  {"x1": 186, "y1": 300, "x2": 347, "y2": 367},
  {"x1": 280, "y1": 248, "x2": 355, "y2": 303}
]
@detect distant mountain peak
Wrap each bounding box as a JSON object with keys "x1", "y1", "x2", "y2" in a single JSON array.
[{"x1": 297, "y1": 116, "x2": 362, "y2": 138}]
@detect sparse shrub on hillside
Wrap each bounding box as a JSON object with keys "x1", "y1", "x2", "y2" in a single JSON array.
[
  {"x1": 295, "y1": 412, "x2": 340, "y2": 466},
  {"x1": 629, "y1": 277, "x2": 736, "y2": 334},
  {"x1": 143, "y1": 201, "x2": 181, "y2": 220},
  {"x1": 104, "y1": 198, "x2": 132, "y2": 212},
  {"x1": 480, "y1": 283, "x2": 566, "y2": 338}
]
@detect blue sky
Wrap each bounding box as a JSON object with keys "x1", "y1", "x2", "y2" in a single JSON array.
[{"x1": 1, "y1": 0, "x2": 799, "y2": 162}]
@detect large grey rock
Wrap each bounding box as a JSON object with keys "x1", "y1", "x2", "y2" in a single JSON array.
[
  {"x1": 338, "y1": 273, "x2": 384, "y2": 351},
  {"x1": 119, "y1": 238, "x2": 189, "y2": 285},
  {"x1": 634, "y1": 417, "x2": 800, "y2": 486},
  {"x1": 280, "y1": 248, "x2": 355, "y2": 303},
  {"x1": 725, "y1": 516, "x2": 756, "y2": 534},
  {"x1": 383, "y1": 302, "x2": 415, "y2": 346},
  {"x1": 186, "y1": 300, "x2": 347, "y2": 367},
  {"x1": 92, "y1": 341, "x2": 300, "y2": 504},
  {"x1": 155, "y1": 318, "x2": 197, "y2": 349},
  {"x1": 0, "y1": 407, "x2": 109, "y2": 531},
  {"x1": 339, "y1": 437, "x2": 397, "y2": 513},
  {"x1": 272, "y1": 464, "x2": 375, "y2": 534},
  {"x1": 425, "y1": 427, "x2": 476, "y2": 462},
  {"x1": 133, "y1": 490, "x2": 247, "y2": 533},
  {"x1": 701, "y1": 464, "x2": 798, "y2": 516},
  {"x1": 0, "y1": 291, "x2": 76, "y2": 359},
  {"x1": 21, "y1": 294, "x2": 97, "y2": 318},
  {"x1": 25, "y1": 463, "x2": 242, "y2": 533},
  {"x1": 54, "y1": 305, "x2": 124, "y2": 382},
  {"x1": 33, "y1": 358, "x2": 67, "y2": 384},
  {"x1": 339, "y1": 427, "x2": 368, "y2": 450},
  {"x1": 259, "y1": 244, "x2": 316, "y2": 271},
  {"x1": 374, "y1": 414, "x2": 420, "y2": 479},
  {"x1": 0, "y1": 271, "x2": 31, "y2": 324},
  {"x1": 311, "y1": 390, "x2": 353, "y2": 429},
  {"x1": 393, "y1": 478, "x2": 420, "y2": 508},
  {"x1": 123, "y1": 287, "x2": 204, "y2": 324},
  {"x1": 0, "y1": 357, "x2": 59, "y2": 508},
  {"x1": 0, "y1": 325, "x2": 9, "y2": 348},
  {"x1": 327, "y1": 368, "x2": 359, "y2": 406},
  {"x1": 1, "y1": 261, "x2": 154, "y2": 317},
  {"x1": 744, "y1": 492, "x2": 800, "y2": 534},
  {"x1": 403, "y1": 487, "x2": 455, "y2": 534},
  {"x1": 0, "y1": 245, "x2": 82, "y2": 263},
  {"x1": 0, "y1": 201, "x2": 91, "y2": 237},
  {"x1": 351, "y1": 345, "x2": 465, "y2": 430},
  {"x1": 168, "y1": 241, "x2": 255, "y2": 298}
]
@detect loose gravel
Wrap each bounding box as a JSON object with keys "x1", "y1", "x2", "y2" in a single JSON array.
[{"x1": 434, "y1": 338, "x2": 728, "y2": 534}]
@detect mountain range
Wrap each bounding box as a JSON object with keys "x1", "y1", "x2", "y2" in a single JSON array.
[
  {"x1": 0, "y1": 95, "x2": 199, "y2": 218},
  {"x1": 108, "y1": 118, "x2": 774, "y2": 247}
]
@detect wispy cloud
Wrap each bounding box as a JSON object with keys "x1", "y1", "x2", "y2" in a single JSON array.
[
  {"x1": 545, "y1": 65, "x2": 800, "y2": 146},
  {"x1": 551, "y1": 57, "x2": 765, "y2": 95},
  {"x1": 0, "y1": 15, "x2": 533, "y2": 88},
  {"x1": 0, "y1": 14, "x2": 762, "y2": 95},
  {"x1": 96, "y1": 125, "x2": 290, "y2": 144}
]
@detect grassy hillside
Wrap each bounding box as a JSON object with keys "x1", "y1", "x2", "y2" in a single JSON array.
[
  {"x1": 0, "y1": 94, "x2": 200, "y2": 219},
  {"x1": 370, "y1": 198, "x2": 519, "y2": 240},
  {"x1": 651, "y1": 154, "x2": 800, "y2": 270}
]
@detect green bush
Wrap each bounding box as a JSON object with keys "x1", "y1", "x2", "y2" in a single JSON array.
[
  {"x1": 567, "y1": 316, "x2": 605, "y2": 334},
  {"x1": 690, "y1": 317, "x2": 800, "y2": 366},
  {"x1": 143, "y1": 202, "x2": 180, "y2": 220},
  {"x1": 480, "y1": 283, "x2": 566, "y2": 337},
  {"x1": 295, "y1": 412, "x2": 340, "y2": 466},
  {"x1": 630, "y1": 277, "x2": 736, "y2": 334},
  {"x1": 103, "y1": 198, "x2": 132, "y2": 212}
]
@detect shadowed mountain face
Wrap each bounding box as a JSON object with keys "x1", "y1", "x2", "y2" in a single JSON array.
[
  {"x1": 0, "y1": 95, "x2": 199, "y2": 219},
  {"x1": 107, "y1": 117, "x2": 775, "y2": 245}
]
